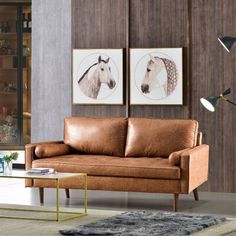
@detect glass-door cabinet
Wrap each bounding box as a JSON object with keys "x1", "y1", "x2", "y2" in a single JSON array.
[{"x1": 0, "y1": 3, "x2": 31, "y2": 149}]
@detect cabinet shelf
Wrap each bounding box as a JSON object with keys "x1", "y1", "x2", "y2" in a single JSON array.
[
  {"x1": 0, "y1": 68, "x2": 27, "y2": 70},
  {"x1": 0, "y1": 54, "x2": 17, "y2": 57},
  {"x1": 0, "y1": 91, "x2": 17, "y2": 95},
  {"x1": 0, "y1": 32, "x2": 17, "y2": 36},
  {"x1": 0, "y1": 33, "x2": 17, "y2": 40},
  {"x1": 0, "y1": 32, "x2": 31, "y2": 39}
]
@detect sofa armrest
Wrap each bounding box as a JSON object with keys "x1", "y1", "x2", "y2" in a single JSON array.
[
  {"x1": 25, "y1": 141, "x2": 64, "y2": 170},
  {"x1": 180, "y1": 144, "x2": 209, "y2": 193},
  {"x1": 168, "y1": 148, "x2": 191, "y2": 166},
  {"x1": 25, "y1": 141, "x2": 64, "y2": 187}
]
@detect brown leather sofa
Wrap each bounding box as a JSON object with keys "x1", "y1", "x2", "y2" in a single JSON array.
[{"x1": 25, "y1": 117, "x2": 209, "y2": 211}]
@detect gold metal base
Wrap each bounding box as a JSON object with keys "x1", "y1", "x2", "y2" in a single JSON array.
[
  {"x1": 0, "y1": 172, "x2": 88, "y2": 221},
  {"x1": 0, "y1": 207, "x2": 87, "y2": 221}
]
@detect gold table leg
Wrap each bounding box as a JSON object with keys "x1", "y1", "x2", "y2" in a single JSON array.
[
  {"x1": 56, "y1": 179, "x2": 59, "y2": 221},
  {"x1": 84, "y1": 174, "x2": 87, "y2": 214},
  {"x1": 0, "y1": 174, "x2": 88, "y2": 221}
]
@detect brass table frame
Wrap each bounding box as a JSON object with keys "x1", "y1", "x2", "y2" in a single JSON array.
[{"x1": 0, "y1": 171, "x2": 87, "y2": 221}]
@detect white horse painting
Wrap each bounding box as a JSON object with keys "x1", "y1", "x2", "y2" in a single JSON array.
[
  {"x1": 141, "y1": 55, "x2": 178, "y2": 98},
  {"x1": 78, "y1": 56, "x2": 116, "y2": 99}
]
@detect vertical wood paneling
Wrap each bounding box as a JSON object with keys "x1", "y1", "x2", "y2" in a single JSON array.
[
  {"x1": 221, "y1": 0, "x2": 236, "y2": 193},
  {"x1": 71, "y1": 0, "x2": 127, "y2": 117},
  {"x1": 191, "y1": 0, "x2": 223, "y2": 192},
  {"x1": 68, "y1": 0, "x2": 236, "y2": 192},
  {"x1": 191, "y1": 0, "x2": 236, "y2": 192},
  {"x1": 129, "y1": 0, "x2": 189, "y2": 118}
]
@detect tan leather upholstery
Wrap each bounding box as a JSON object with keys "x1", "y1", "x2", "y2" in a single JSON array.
[
  {"x1": 33, "y1": 176, "x2": 180, "y2": 193},
  {"x1": 125, "y1": 118, "x2": 199, "y2": 157},
  {"x1": 35, "y1": 144, "x2": 70, "y2": 158},
  {"x1": 197, "y1": 132, "x2": 203, "y2": 146},
  {"x1": 25, "y1": 117, "x2": 209, "y2": 203},
  {"x1": 169, "y1": 148, "x2": 191, "y2": 166},
  {"x1": 180, "y1": 144, "x2": 209, "y2": 193},
  {"x1": 25, "y1": 141, "x2": 64, "y2": 187},
  {"x1": 64, "y1": 117, "x2": 127, "y2": 156},
  {"x1": 32, "y1": 155, "x2": 180, "y2": 179}
]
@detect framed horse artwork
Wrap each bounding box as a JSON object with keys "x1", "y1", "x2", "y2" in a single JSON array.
[
  {"x1": 73, "y1": 49, "x2": 123, "y2": 104},
  {"x1": 130, "y1": 48, "x2": 183, "y2": 105}
]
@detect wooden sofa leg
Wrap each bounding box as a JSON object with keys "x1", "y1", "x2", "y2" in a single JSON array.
[
  {"x1": 39, "y1": 187, "x2": 44, "y2": 204},
  {"x1": 65, "y1": 188, "x2": 70, "y2": 198},
  {"x1": 173, "y1": 193, "x2": 179, "y2": 212},
  {"x1": 193, "y1": 188, "x2": 199, "y2": 201}
]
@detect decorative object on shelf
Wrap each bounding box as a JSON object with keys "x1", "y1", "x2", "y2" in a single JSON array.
[
  {"x1": 5, "y1": 115, "x2": 14, "y2": 125},
  {"x1": 27, "y1": 13, "x2": 31, "y2": 33},
  {"x1": 0, "y1": 114, "x2": 17, "y2": 144},
  {"x1": 73, "y1": 49, "x2": 123, "y2": 104},
  {"x1": 22, "y1": 44, "x2": 30, "y2": 56},
  {"x1": 0, "y1": 124, "x2": 17, "y2": 144},
  {"x1": 0, "y1": 22, "x2": 4, "y2": 33},
  {"x1": 0, "y1": 40, "x2": 12, "y2": 55},
  {"x1": 0, "y1": 21, "x2": 10, "y2": 33},
  {"x1": 218, "y1": 36, "x2": 236, "y2": 52},
  {"x1": 200, "y1": 88, "x2": 236, "y2": 112},
  {"x1": 22, "y1": 13, "x2": 28, "y2": 33},
  {"x1": 0, "y1": 154, "x2": 4, "y2": 173},
  {"x1": 2, "y1": 106, "x2": 7, "y2": 116},
  {"x1": 130, "y1": 48, "x2": 183, "y2": 105},
  {"x1": 2, "y1": 152, "x2": 18, "y2": 174},
  {"x1": 0, "y1": 81, "x2": 17, "y2": 92}
]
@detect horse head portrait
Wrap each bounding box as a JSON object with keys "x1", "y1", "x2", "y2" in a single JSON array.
[
  {"x1": 78, "y1": 55, "x2": 116, "y2": 99},
  {"x1": 97, "y1": 56, "x2": 116, "y2": 89},
  {"x1": 141, "y1": 54, "x2": 178, "y2": 98}
]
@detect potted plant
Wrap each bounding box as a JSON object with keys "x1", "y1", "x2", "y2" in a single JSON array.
[{"x1": 3, "y1": 152, "x2": 18, "y2": 174}]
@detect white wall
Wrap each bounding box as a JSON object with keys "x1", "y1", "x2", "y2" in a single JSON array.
[{"x1": 31, "y1": 0, "x2": 72, "y2": 142}]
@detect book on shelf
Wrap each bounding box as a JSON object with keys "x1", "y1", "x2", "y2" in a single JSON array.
[{"x1": 27, "y1": 168, "x2": 55, "y2": 174}]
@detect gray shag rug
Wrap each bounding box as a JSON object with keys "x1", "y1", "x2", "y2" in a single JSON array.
[{"x1": 59, "y1": 210, "x2": 226, "y2": 236}]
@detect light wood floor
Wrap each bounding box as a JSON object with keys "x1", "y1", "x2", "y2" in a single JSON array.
[{"x1": 0, "y1": 178, "x2": 235, "y2": 218}]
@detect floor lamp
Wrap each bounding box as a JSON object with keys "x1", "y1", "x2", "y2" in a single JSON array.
[
  {"x1": 218, "y1": 36, "x2": 236, "y2": 53},
  {"x1": 200, "y1": 36, "x2": 236, "y2": 111},
  {"x1": 200, "y1": 88, "x2": 236, "y2": 112}
]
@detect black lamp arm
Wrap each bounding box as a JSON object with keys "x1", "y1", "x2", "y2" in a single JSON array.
[
  {"x1": 225, "y1": 99, "x2": 236, "y2": 106},
  {"x1": 220, "y1": 95, "x2": 236, "y2": 106}
]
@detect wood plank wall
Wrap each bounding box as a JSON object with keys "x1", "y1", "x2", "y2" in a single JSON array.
[
  {"x1": 129, "y1": 0, "x2": 189, "y2": 118},
  {"x1": 72, "y1": 0, "x2": 236, "y2": 192},
  {"x1": 191, "y1": 0, "x2": 236, "y2": 192},
  {"x1": 72, "y1": 0, "x2": 127, "y2": 117}
]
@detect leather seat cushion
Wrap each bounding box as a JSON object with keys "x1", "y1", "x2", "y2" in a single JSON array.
[
  {"x1": 125, "y1": 118, "x2": 198, "y2": 157},
  {"x1": 32, "y1": 155, "x2": 180, "y2": 180},
  {"x1": 64, "y1": 117, "x2": 127, "y2": 156}
]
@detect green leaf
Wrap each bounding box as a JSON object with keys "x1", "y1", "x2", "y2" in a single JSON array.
[{"x1": 2, "y1": 152, "x2": 19, "y2": 163}]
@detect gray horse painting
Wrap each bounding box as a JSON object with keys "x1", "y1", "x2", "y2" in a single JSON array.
[{"x1": 78, "y1": 56, "x2": 116, "y2": 99}]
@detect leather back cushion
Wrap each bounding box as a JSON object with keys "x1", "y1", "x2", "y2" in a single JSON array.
[
  {"x1": 64, "y1": 117, "x2": 127, "y2": 156},
  {"x1": 125, "y1": 118, "x2": 198, "y2": 157}
]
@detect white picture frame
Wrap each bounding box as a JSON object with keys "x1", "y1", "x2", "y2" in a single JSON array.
[
  {"x1": 130, "y1": 48, "x2": 183, "y2": 105},
  {"x1": 73, "y1": 49, "x2": 123, "y2": 104}
]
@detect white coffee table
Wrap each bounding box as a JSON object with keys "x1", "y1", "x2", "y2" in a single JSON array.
[{"x1": 0, "y1": 171, "x2": 87, "y2": 221}]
